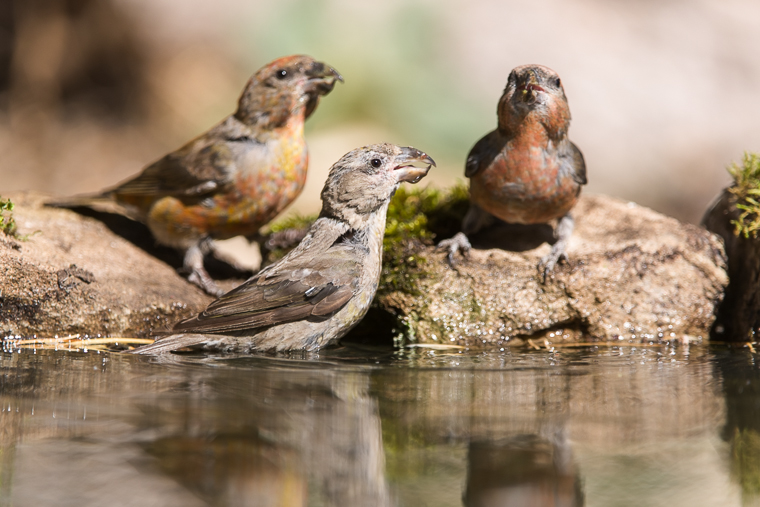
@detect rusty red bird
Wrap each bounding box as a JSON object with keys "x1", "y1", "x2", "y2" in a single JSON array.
[
  {"x1": 51, "y1": 55, "x2": 342, "y2": 295},
  {"x1": 440, "y1": 64, "x2": 586, "y2": 277}
]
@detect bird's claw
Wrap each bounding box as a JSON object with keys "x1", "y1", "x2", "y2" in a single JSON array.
[
  {"x1": 187, "y1": 269, "x2": 225, "y2": 297},
  {"x1": 437, "y1": 232, "x2": 472, "y2": 267},
  {"x1": 538, "y1": 251, "x2": 568, "y2": 283}
]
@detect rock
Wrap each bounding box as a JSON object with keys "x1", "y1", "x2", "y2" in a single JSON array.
[
  {"x1": 702, "y1": 189, "x2": 760, "y2": 340},
  {"x1": 365, "y1": 195, "x2": 728, "y2": 347},
  {"x1": 0, "y1": 191, "x2": 730, "y2": 346},
  {"x1": 0, "y1": 192, "x2": 216, "y2": 338}
]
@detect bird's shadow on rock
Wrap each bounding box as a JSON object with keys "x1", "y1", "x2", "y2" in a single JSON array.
[
  {"x1": 424, "y1": 196, "x2": 556, "y2": 253},
  {"x1": 467, "y1": 221, "x2": 556, "y2": 252},
  {"x1": 65, "y1": 207, "x2": 251, "y2": 280}
]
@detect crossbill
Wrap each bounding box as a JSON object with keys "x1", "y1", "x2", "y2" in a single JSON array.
[
  {"x1": 440, "y1": 64, "x2": 587, "y2": 278},
  {"x1": 50, "y1": 55, "x2": 342, "y2": 295},
  {"x1": 130, "y1": 144, "x2": 435, "y2": 354}
]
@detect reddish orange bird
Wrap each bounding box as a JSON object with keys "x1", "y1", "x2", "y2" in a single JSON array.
[
  {"x1": 51, "y1": 55, "x2": 342, "y2": 295},
  {"x1": 440, "y1": 64, "x2": 587, "y2": 277}
]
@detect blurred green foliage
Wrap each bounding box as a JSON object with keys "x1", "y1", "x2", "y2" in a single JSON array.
[
  {"x1": 728, "y1": 152, "x2": 760, "y2": 238},
  {"x1": 237, "y1": 0, "x2": 491, "y2": 166}
]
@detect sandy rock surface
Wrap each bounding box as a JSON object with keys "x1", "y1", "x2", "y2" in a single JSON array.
[
  {"x1": 0, "y1": 192, "x2": 729, "y2": 345},
  {"x1": 0, "y1": 192, "x2": 216, "y2": 338},
  {"x1": 371, "y1": 195, "x2": 728, "y2": 347}
]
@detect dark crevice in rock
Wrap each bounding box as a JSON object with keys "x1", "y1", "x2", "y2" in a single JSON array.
[
  {"x1": 342, "y1": 306, "x2": 397, "y2": 348},
  {"x1": 703, "y1": 189, "x2": 760, "y2": 340}
]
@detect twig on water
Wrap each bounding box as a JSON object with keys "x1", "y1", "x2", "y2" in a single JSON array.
[{"x1": 4, "y1": 335, "x2": 154, "y2": 351}]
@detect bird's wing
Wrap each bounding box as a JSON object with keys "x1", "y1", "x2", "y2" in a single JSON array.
[
  {"x1": 169, "y1": 244, "x2": 362, "y2": 335},
  {"x1": 110, "y1": 118, "x2": 265, "y2": 200},
  {"x1": 110, "y1": 139, "x2": 235, "y2": 200},
  {"x1": 569, "y1": 141, "x2": 587, "y2": 186},
  {"x1": 464, "y1": 130, "x2": 504, "y2": 178}
]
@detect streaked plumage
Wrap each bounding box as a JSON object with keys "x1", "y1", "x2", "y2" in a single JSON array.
[{"x1": 131, "y1": 144, "x2": 435, "y2": 354}]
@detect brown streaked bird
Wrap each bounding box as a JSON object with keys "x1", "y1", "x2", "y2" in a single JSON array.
[
  {"x1": 49, "y1": 55, "x2": 342, "y2": 296},
  {"x1": 439, "y1": 64, "x2": 586, "y2": 278},
  {"x1": 130, "y1": 144, "x2": 435, "y2": 354}
]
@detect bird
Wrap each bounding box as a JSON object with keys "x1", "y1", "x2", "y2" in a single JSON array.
[
  {"x1": 49, "y1": 55, "x2": 342, "y2": 296},
  {"x1": 439, "y1": 64, "x2": 586, "y2": 278},
  {"x1": 130, "y1": 144, "x2": 435, "y2": 354}
]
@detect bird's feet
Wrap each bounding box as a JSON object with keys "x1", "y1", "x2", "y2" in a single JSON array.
[
  {"x1": 537, "y1": 213, "x2": 574, "y2": 283},
  {"x1": 186, "y1": 267, "x2": 225, "y2": 297},
  {"x1": 437, "y1": 232, "x2": 472, "y2": 266},
  {"x1": 538, "y1": 248, "x2": 568, "y2": 282},
  {"x1": 184, "y1": 241, "x2": 225, "y2": 297}
]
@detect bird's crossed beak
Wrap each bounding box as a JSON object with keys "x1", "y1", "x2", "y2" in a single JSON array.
[
  {"x1": 305, "y1": 62, "x2": 344, "y2": 95},
  {"x1": 394, "y1": 147, "x2": 436, "y2": 184},
  {"x1": 517, "y1": 74, "x2": 545, "y2": 103},
  {"x1": 520, "y1": 83, "x2": 545, "y2": 93}
]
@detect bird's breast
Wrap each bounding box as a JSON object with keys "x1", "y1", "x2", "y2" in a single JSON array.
[
  {"x1": 469, "y1": 134, "x2": 581, "y2": 224},
  {"x1": 147, "y1": 126, "x2": 309, "y2": 244}
]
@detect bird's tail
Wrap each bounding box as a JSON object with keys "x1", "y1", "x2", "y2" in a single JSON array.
[
  {"x1": 128, "y1": 333, "x2": 210, "y2": 355},
  {"x1": 46, "y1": 191, "x2": 111, "y2": 208},
  {"x1": 46, "y1": 192, "x2": 136, "y2": 218}
]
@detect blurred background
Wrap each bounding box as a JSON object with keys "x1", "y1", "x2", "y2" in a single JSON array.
[{"x1": 1, "y1": 0, "x2": 759, "y2": 223}]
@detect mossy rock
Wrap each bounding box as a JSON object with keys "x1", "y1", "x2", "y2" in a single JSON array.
[
  {"x1": 703, "y1": 152, "x2": 760, "y2": 340},
  {"x1": 352, "y1": 194, "x2": 727, "y2": 347}
]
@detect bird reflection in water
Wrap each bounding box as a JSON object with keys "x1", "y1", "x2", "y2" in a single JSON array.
[
  {"x1": 464, "y1": 432, "x2": 584, "y2": 507},
  {"x1": 128, "y1": 360, "x2": 391, "y2": 507},
  {"x1": 144, "y1": 434, "x2": 307, "y2": 506}
]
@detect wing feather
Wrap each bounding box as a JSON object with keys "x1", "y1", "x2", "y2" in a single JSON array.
[
  {"x1": 169, "y1": 245, "x2": 361, "y2": 335},
  {"x1": 465, "y1": 130, "x2": 505, "y2": 178},
  {"x1": 110, "y1": 118, "x2": 265, "y2": 201},
  {"x1": 111, "y1": 143, "x2": 234, "y2": 199},
  {"x1": 570, "y1": 142, "x2": 587, "y2": 186}
]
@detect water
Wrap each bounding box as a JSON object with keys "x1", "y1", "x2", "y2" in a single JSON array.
[{"x1": 0, "y1": 343, "x2": 758, "y2": 506}]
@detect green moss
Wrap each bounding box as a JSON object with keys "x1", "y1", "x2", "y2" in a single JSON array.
[
  {"x1": 728, "y1": 152, "x2": 760, "y2": 238},
  {"x1": 267, "y1": 213, "x2": 318, "y2": 234},
  {"x1": 0, "y1": 197, "x2": 16, "y2": 236},
  {"x1": 380, "y1": 184, "x2": 469, "y2": 295}
]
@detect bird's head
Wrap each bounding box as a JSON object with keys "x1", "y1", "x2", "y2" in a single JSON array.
[
  {"x1": 497, "y1": 64, "x2": 571, "y2": 137},
  {"x1": 320, "y1": 144, "x2": 435, "y2": 230},
  {"x1": 236, "y1": 55, "x2": 343, "y2": 126}
]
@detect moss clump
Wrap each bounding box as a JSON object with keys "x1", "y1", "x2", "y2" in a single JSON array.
[
  {"x1": 728, "y1": 152, "x2": 760, "y2": 238},
  {"x1": 384, "y1": 183, "x2": 469, "y2": 247},
  {"x1": 380, "y1": 184, "x2": 469, "y2": 294},
  {"x1": 266, "y1": 213, "x2": 318, "y2": 234},
  {"x1": 0, "y1": 197, "x2": 17, "y2": 236}
]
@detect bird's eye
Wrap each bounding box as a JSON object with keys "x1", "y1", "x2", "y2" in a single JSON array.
[
  {"x1": 554, "y1": 77, "x2": 561, "y2": 87},
  {"x1": 370, "y1": 158, "x2": 382, "y2": 168},
  {"x1": 276, "y1": 69, "x2": 288, "y2": 79}
]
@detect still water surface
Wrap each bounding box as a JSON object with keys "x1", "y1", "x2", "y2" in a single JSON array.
[{"x1": 0, "y1": 343, "x2": 758, "y2": 506}]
